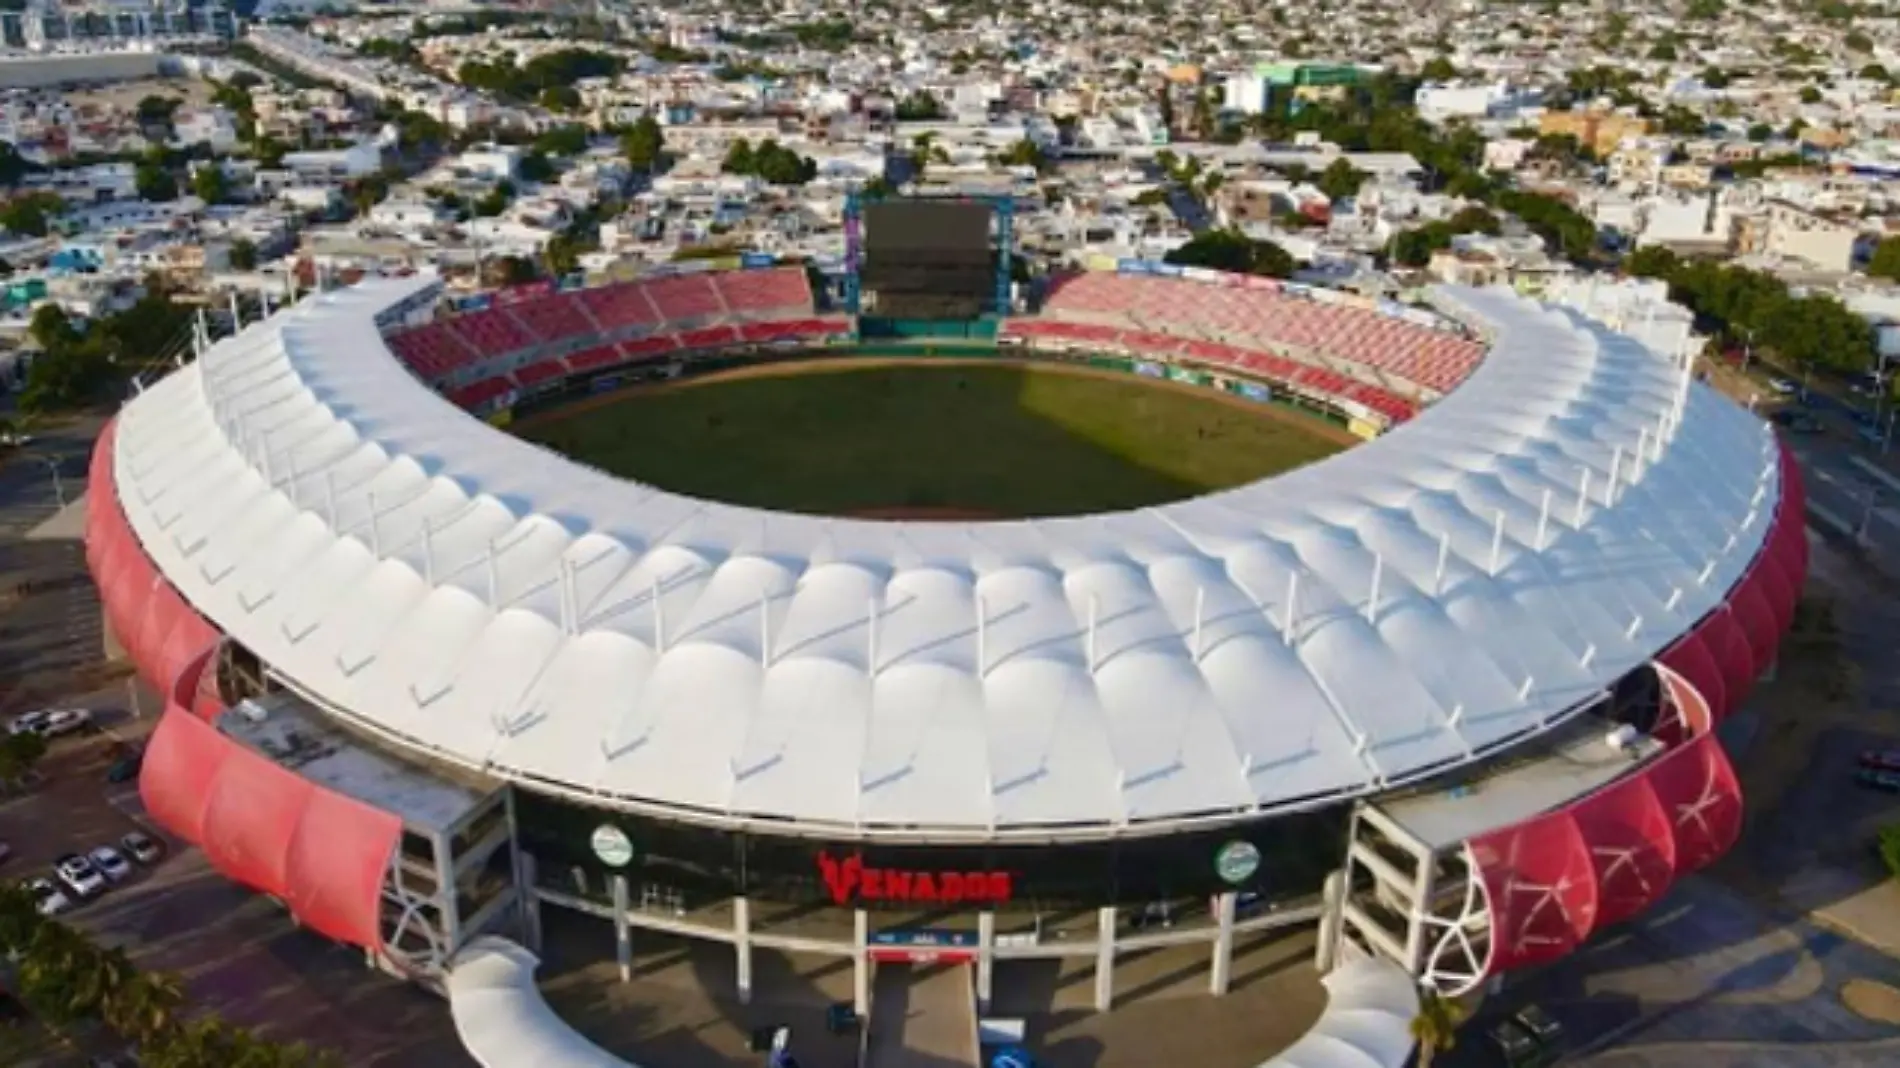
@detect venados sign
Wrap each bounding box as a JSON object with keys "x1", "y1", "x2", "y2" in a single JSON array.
[{"x1": 817, "y1": 851, "x2": 1012, "y2": 906}]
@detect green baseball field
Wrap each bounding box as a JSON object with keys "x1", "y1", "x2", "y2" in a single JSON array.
[{"x1": 516, "y1": 358, "x2": 1351, "y2": 518}]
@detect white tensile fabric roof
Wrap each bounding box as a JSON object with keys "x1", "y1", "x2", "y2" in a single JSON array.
[
  {"x1": 447, "y1": 938, "x2": 628, "y2": 1068},
  {"x1": 111, "y1": 276, "x2": 1780, "y2": 839}
]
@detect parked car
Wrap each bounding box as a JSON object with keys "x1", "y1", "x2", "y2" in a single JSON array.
[
  {"x1": 53, "y1": 853, "x2": 106, "y2": 899},
  {"x1": 87, "y1": 846, "x2": 131, "y2": 883},
  {"x1": 1862, "y1": 750, "x2": 1900, "y2": 773},
  {"x1": 1515, "y1": 1004, "x2": 1563, "y2": 1044},
  {"x1": 1770, "y1": 409, "x2": 1823, "y2": 433},
  {"x1": 6, "y1": 710, "x2": 50, "y2": 736},
  {"x1": 120, "y1": 831, "x2": 162, "y2": 866},
  {"x1": 104, "y1": 747, "x2": 142, "y2": 784},
  {"x1": 1769, "y1": 377, "x2": 1798, "y2": 395},
  {"x1": 1860, "y1": 424, "x2": 1886, "y2": 446},
  {"x1": 1856, "y1": 768, "x2": 1900, "y2": 793},
  {"x1": 39, "y1": 708, "x2": 91, "y2": 737},
  {"x1": 27, "y1": 877, "x2": 70, "y2": 916}
]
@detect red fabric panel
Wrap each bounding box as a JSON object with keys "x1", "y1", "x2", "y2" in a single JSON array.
[
  {"x1": 1730, "y1": 576, "x2": 1780, "y2": 679},
  {"x1": 199, "y1": 746, "x2": 312, "y2": 899},
  {"x1": 1647, "y1": 732, "x2": 1744, "y2": 874},
  {"x1": 1755, "y1": 551, "x2": 1797, "y2": 636},
  {"x1": 1571, "y1": 773, "x2": 1676, "y2": 931},
  {"x1": 1705, "y1": 609, "x2": 1757, "y2": 712},
  {"x1": 135, "y1": 583, "x2": 187, "y2": 688},
  {"x1": 138, "y1": 705, "x2": 231, "y2": 847},
  {"x1": 1657, "y1": 631, "x2": 1724, "y2": 729},
  {"x1": 155, "y1": 611, "x2": 219, "y2": 714},
  {"x1": 1470, "y1": 808, "x2": 1597, "y2": 974},
  {"x1": 284, "y1": 788, "x2": 401, "y2": 949}
]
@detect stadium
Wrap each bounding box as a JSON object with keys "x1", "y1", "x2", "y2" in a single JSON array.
[{"x1": 83, "y1": 204, "x2": 1806, "y2": 1067}]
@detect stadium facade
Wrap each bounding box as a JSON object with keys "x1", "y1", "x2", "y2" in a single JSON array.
[{"x1": 86, "y1": 263, "x2": 1802, "y2": 1062}]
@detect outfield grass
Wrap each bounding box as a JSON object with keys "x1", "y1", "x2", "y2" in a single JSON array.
[{"x1": 519, "y1": 360, "x2": 1348, "y2": 517}]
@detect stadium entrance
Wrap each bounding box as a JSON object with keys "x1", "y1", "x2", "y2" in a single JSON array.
[{"x1": 845, "y1": 192, "x2": 1014, "y2": 339}]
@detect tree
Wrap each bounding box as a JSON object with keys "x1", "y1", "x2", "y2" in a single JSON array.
[
  {"x1": 28, "y1": 303, "x2": 78, "y2": 350},
  {"x1": 517, "y1": 151, "x2": 555, "y2": 183},
  {"x1": 1316, "y1": 157, "x2": 1366, "y2": 201},
  {"x1": 1420, "y1": 56, "x2": 1457, "y2": 82},
  {"x1": 1871, "y1": 238, "x2": 1900, "y2": 282},
  {"x1": 895, "y1": 91, "x2": 945, "y2": 121},
  {"x1": 533, "y1": 124, "x2": 589, "y2": 157},
  {"x1": 485, "y1": 255, "x2": 538, "y2": 286},
  {"x1": 1163, "y1": 229, "x2": 1297, "y2": 278},
  {"x1": 544, "y1": 234, "x2": 583, "y2": 278},
  {"x1": 0, "y1": 729, "x2": 47, "y2": 789},
  {"x1": 1409, "y1": 990, "x2": 1468, "y2": 1068},
  {"x1": 135, "y1": 94, "x2": 181, "y2": 130},
  {"x1": 620, "y1": 115, "x2": 665, "y2": 172},
  {"x1": 1800, "y1": 85, "x2": 1823, "y2": 105},
  {"x1": 996, "y1": 138, "x2": 1046, "y2": 171},
  {"x1": 722, "y1": 138, "x2": 755, "y2": 175},
  {"x1": 135, "y1": 161, "x2": 177, "y2": 202},
  {"x1": 0, "y1": 191, "x2": 64, "y2": 237},
  {"x1": 191, "y1": 165, "x2": 230, "y2": 205},
  {"x1": 230, "y1": 238, "x2": 257, "y2": 271},
  {"x1": 538, "y1": 84, "x2": 581, "y2": 112},
  {"x1": 1747, "y1": 122, "x2": 1774, "y2": 142},
  {"x1": 1846, "y1": 30, "x2": 1874, "y2": 53},
  {"x1": 1625, "y1": 245, "x2": 1680, "y2": 280}
]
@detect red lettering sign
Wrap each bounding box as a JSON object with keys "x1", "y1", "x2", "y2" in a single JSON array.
[{"x1": 817, "y1": 852, "x2": 1012, "y2": 907}]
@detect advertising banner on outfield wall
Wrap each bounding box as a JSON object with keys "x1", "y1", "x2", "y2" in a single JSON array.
[{"x1": 1348, "y1": 417, "x2": 1381, "y2": 440}]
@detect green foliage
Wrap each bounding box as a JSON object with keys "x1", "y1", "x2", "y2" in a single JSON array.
[
  {"x1": 1800, "y1": 85, "x2": 1823, "y2": 105},
  {"x1": 1878, "y1": 825, "x2": 1900, "y2": 881},
  {"x1": 719, "y1": 137, "x2": 816, "y2": 185},
  {"x1": 996, "y1": 138, "x2": 1047, "y2": 171},
  {"x1": 1868, "y1": 237, "x2": 1900, "y2": 281},
  {"x1": 135, "y1": 161, "x2": 177, "y2": 202},
  {"x1": 1846, "y1": 30, "x2": 1874, "y2": 53},
  {"x1": 0, "y1": 191, "x2": 64, "y2": 237},
  {"x1": 458, "y1": 48, "x2": 622, "y2": 103},
  {"x1": 620, "y1": 115, "x2": 665, "y2": 172},
  {"x1": 1420, "y1": 56, "x2": 1457, "y2": 82},
  {"x1": 517, "y1": 151, "x2": 556, "y2": 184},
  {"x1": 1163, "y1": 229, "x2": 1297, "y2": 278},
  {"x1": 229, "y1": 238, "x2": 257, "y2": 271},
  {"x1": 539, "y1": 84, "x2": 581, "y2": 112},
  {"x1": 21, "y1": 289, "x2": 191, "y2": 413},
  {"x1": 135, "y1": 94, "x2": 182, "y2": 128},
  {"x1": 788, "y1": 18, "x2": 855, "y2": 50},
  {"x1": 1410, "y1": 991, "x2": 1468, "y2": 1068},
  {"x1": 190, "y1": 165, "x2": 229, "y2": 205},
  {"x1": 1634, "y1": 250, "x2": 1875, "y2": 372},
  {"x1": 0, "y1": 728, "x2": 46, "y2": 787},
  {"x1": 1316, "y1": 157, "x2": 1367, "y2": 201},
  {"x1": 393, "y1": 110, "x2": 447, "y2": 150},
  {"x1": 895, "y1": 91, "x2": 946, "y2": 121}
]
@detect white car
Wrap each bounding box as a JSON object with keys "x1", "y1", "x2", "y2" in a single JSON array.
[
  {"x1": 39, "y1": 708, "x2": 92, "y2": 737},
  {"x1": 87, "y1": 846, "x2": 132, "y2": 883},
  {"x1": 6, "y1": 710, "x2": 50, "y2": 736},
  {"x1": 27, "y1": 878, "x2": 70, "y2": 916},
  {"x1": 53, "y1": 854, "x2": 106, "y2": 899},
  {"x1": 1768, "y1": 378, "x2": 1797, "y2": 395}
]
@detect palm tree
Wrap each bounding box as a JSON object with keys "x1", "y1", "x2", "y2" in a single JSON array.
[
  {"x1": 1409, "y1": 989, "x2": 1469, "y2": 1068},
  {"x1": 18, "y1": 921, "x2": 98, "y2": 1026},
  {"x1": 105, "y1": 967, "x2": 183, "y2": 1046},
  {"x1": 0, "y1": 881, "x2": 46, "y2": 958}
]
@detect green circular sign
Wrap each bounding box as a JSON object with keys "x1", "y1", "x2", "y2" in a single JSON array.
[
  {"x1": 590, "y1": 824, "x2": 635, "y2": 867},
  {"x1": 1215, "y1": 840, "x2": 1261, "y2": 886}
]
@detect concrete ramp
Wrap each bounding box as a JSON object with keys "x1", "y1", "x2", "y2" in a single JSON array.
[{"x1": 865, "y1": 962, "x2": 981, "y2": 1068}]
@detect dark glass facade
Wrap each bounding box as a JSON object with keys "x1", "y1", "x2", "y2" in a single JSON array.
[{"x1": 514, "y1": 789, "x2": 1348, "y2": 914}]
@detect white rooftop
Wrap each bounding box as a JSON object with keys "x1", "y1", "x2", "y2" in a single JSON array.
[{"x1": 108, "y1": 275, "x2": 1781, "y2": 840}]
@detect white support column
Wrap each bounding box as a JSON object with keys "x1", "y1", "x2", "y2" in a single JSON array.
[
  {"x1": 734, "y1": 896, "x2": 753, "y2": 1005},
  {"x1": 1209, "y1": 891, "x2": 1237, "y2": 995},
  {"x1": 853, "y1": 909, "x2": 870, "y2": 1015},
  {"x1": 433, "y1": 830, "x2": 462, "y2": 957},
  {"x1": 518, "y1": 851, "x2": 543, "y2": 953},
  {"x1": 1093, "y1": 906, "x2": 1116, "y2": 1012},
  {"x1": 976, "y1": 911, "x2": 996, "y2": 1013},
  {"x1": 612, "y1": 874, "x2": 632, "y2": 982}
]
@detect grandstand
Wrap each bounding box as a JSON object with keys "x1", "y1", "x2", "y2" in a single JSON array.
[
  {"x1": 382, "y1": 266, "x2": 1476, "y2": 437},
  {"x1": 1039, "y1": 272, "x2": 1486, "y2": 398}
]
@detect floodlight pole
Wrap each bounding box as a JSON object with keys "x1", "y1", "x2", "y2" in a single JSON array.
[
  {"x1": 1365, "y1": 553, "x2": 1383, "y2": 624},
  {"x1": 1488, "y1": 510, "x2": 1505, "y2": 576},
  {"x1": 1192, "y1": 585, "x2": 1206, "y2": 661},
  {"x1": 1536, "y1": 488, "x2": 1552, "y2": 551},
  {"x1": 1282, "y1": 571, "x2": 1299, "y2": 644},
  {"x1": 1574, "y1": 468, "x2": 1590, "y2": 527},
  {"x1": 1433, "y1": 531, "x2": 1449, "y2": 597}
]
